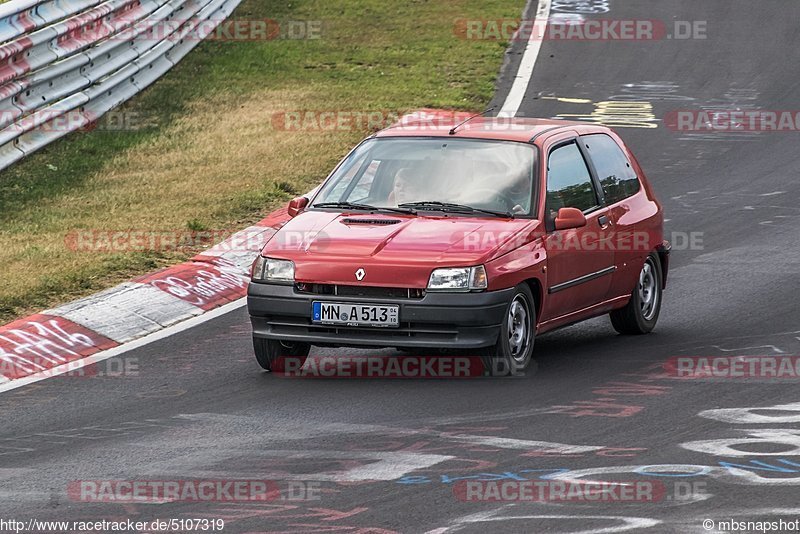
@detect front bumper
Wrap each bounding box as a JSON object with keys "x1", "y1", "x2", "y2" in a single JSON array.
[{"x1": 247, "y1": 283, "x2": 513, "y2": 349}]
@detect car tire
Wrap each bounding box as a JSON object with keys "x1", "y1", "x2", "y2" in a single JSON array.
[
  {"x1": 610, "y1": 253, "x2": 663, "y2": 335},
  {"x1": 253, "y1": 338, "x2": 311, "y2": 372},
  {"x1": 481, "y1": 284, "x2": 536, "y2": 377}
]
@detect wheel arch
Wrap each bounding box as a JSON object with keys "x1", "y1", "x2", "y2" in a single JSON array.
[
  {"x1": 655, "y1": 241, "x2": 671, "y2": 289},
  {"x1": 523, "y1": 277, "x2": 544, "y2": 325}
]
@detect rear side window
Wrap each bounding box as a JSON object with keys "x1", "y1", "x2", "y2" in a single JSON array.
[
  {"x1": 582, "y1": 134, "x2": 640, "y2": 204},
  {"x1": 546, "y1": 142, "x2": 599, "y2": 215}
]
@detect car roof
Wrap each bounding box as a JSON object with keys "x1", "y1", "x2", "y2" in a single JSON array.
[{"x1": 375, "y1": 114, "x2": 609, "y2": 143}]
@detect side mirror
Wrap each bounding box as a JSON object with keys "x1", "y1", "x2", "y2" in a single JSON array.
[
  {"x1": 554, "y1": 207, "x2": 587, "y2": 231},
  {"x1": 287, "y1": 196, "x2": 309, "y2": 218}
]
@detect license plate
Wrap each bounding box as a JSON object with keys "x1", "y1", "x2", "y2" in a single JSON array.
[{"x1": 312, "y1": 302, "x2": 399, "y2": 327}]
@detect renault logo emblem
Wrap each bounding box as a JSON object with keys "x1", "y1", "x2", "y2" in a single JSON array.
[{"x1": 355, "y1": 268, "x2": 366, "y2": 281}]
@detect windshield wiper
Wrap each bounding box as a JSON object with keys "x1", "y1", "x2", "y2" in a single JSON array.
[
  {"x1": 313, "y1": 201, "x2": 416, "y2": 215},
  {"x1": 398, "y1": 201, "x2": 513, "y2": 219}
]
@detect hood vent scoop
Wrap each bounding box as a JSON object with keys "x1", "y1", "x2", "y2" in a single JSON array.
[{"x1": 341, "y1": 218, "x2": 402, "y2": 225}]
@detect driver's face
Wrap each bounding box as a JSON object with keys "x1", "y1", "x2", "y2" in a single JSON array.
[{"x1": 393, "y1": 174, "x2": 419, "y2": 205}]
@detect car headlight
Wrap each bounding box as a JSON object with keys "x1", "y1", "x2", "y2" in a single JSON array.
[
  {"x1": 427, "y1": 265, "x2": 488, "y2": 292},
  {"x1": 251, "y1": 256, "x2": 295, "y2": 283}
]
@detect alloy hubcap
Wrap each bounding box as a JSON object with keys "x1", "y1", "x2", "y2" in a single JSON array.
[
  {"x1": 638, "y1": 258, "x2": 659, "y2": 321},
  {"x1": 507, "y1": 296, "x2": 531, "y2": 362}
]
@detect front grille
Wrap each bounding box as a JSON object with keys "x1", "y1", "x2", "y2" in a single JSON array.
[{"x1": 295, "y1": 284, "x2": 425, "y2": 299}]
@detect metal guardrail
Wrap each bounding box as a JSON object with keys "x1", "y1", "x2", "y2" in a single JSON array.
[{"x1": 0, "y1": 0, "x2": 241, "y2": 170}]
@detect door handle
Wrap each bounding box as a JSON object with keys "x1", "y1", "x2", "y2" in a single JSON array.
[{"x1": 598, "y1": 215, "x2": 610, "y2": 227}]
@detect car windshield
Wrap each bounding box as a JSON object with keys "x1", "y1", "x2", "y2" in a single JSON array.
[{"x1": 312, "y1": 137, "x2": 538, "y2": 216}]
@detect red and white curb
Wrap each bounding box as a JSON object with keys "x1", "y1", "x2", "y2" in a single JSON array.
[{"x1": 0, "y1": 207, "x2": 291, "y2": 391}]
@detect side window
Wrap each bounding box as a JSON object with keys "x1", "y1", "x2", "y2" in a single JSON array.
[
  {"x1": 546, "y1": 142, "x2": 599, "y2": 216},
  {"x1": 582, "y1": 134, "x2": 640, "y2": 205}
]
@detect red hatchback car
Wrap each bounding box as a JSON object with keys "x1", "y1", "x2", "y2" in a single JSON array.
[{"x1": 248, "y1": 116, "x2": 670, "y2": 375}]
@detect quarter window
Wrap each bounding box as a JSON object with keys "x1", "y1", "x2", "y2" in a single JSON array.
[
  {"x1": 546, "y1": 142, "x2": 599, "y2": 215},
  {"x1": 582, "y1": 134, "x2": 640, "y2": 204}
]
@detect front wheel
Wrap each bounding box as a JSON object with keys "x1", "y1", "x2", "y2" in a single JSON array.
[
  {"x1": 610, "y1": 253, "x2": 663, "y2": 335},
  {"x1": 481, "y1": 284, "x2": 536, "y2": 376},
  {"x1": 254, "y1": 338, "x2": 311, "y2": 371}
]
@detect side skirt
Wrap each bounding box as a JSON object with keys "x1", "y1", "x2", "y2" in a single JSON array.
[{"x1": 536, "y1": 295, "x2": 630, "y2": 335}]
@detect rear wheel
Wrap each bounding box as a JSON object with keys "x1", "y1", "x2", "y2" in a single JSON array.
[
  {"x1": 610, "y1": 253, "x2": 663, "y2": 335},
  {"x1": 254, "y1": 338, "x2": 311, "y2": 371},
  {"x1": 481, "y1": 284, "x2": 536, "y2": 376}
]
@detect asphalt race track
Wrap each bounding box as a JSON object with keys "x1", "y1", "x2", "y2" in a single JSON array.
[{"x1": 3, "y1": 1, "x2": 800, "y2": 532}]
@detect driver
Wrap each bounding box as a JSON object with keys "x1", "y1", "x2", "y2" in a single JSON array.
[
  {"x1": 507, "y1": 171, "x2": 532, "y2": 215},
  {"x1": 458, "y1": 170, "x2": 530, "y2": 215},
  {"x1": 389, "y1": 167, "x2": 424, "y2": 206}
]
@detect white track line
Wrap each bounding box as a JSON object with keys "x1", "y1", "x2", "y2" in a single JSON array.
[
  {"x1": 497, "y1": 0, "x2": 552, "y2": 118},
  {"x1": 0, "y1": 298, "x2": 247, "y2": 394}
]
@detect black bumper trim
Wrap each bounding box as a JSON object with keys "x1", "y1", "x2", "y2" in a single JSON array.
[
  {"x1": 548, "y1": 266, "x2": 616, "y2": 294},
  {"x1": 247, "y1": 283, "x2": 514, "y2": 349}
]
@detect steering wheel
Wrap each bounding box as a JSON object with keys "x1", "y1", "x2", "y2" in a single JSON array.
[{"x1": 468, "y1": 188, "x2": 517, "y2": 213}]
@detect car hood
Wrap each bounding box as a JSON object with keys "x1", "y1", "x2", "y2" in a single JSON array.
[{"x1": 261, "y1": 210, "x2": 538, "y2": 286}]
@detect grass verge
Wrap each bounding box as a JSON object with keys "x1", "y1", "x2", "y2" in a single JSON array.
[{"x1": 0, "y1": 0, "x2": 524, "y2": 323}]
